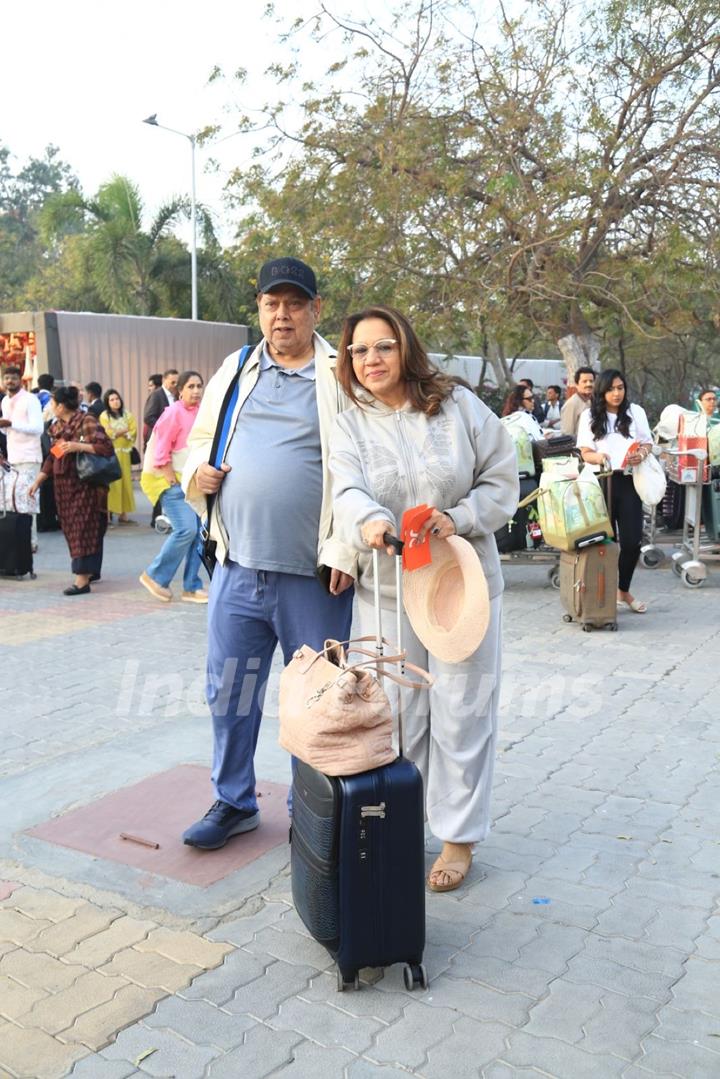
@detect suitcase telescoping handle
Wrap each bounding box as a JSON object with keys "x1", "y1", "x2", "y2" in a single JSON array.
[{"x1": 372, "y1": 533, "x2": 407, "y2": 756}]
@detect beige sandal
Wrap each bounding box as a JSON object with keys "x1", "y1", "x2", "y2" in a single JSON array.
[{"x1": 427, "y1": 842, "x2": 473, "y2": 893}]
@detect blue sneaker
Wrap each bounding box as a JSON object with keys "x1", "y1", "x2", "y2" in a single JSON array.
[{"x1": 182, "y1": 800, "x2": 259, "y2": 849}]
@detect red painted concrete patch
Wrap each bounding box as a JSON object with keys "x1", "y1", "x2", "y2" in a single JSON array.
[
  {"x1": 0, "y1": 881, "x2": 21, "y2": 901},
  {"x1": 25, "y1": 765, "x2": 289, "y2": 887}
]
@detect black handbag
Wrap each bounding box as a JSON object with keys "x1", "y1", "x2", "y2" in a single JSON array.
[
  {"x1": 76, "y1": 449, "x2": 122, "y2": 486},
  {"x1": 531, "y1": 435, "x2": 577, "y2": 473},
  {"x1": 199, "y1": 345, "x2": 254, "y2": 578},
  {"x1": 130, "y1": 446, "x2": 141, "y2": 465}
]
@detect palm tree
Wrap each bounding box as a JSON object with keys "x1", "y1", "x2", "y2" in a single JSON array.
[{"x1": 35, "y1": 173, "x2": 242, "y2": 319}]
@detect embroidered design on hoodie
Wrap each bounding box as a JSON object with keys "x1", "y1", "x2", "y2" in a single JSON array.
[
  {"x1": 353, "y1": 415, "x2": 455, "y2": 505},
  {"x1": 420, "y1": 418, "x2": 455, "y2": 501},
  {"x1": 354, "y1": 438, "x2": 408, "y2": 504}
]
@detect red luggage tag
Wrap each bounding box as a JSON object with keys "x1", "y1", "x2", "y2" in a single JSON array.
[{"x1": 401, "y1": 504, "x2": 434, "y2": 571}]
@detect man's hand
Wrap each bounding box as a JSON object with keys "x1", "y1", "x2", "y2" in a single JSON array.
[
  {"x1": 196, "y1": 461, "x2": 231, "y2": 494},
  {"x1": 0, "y1": 419, "x2": 11, "y2": 429},
  {"x1": 329, "y1": 568, "x2": 354, "y2": 596}
]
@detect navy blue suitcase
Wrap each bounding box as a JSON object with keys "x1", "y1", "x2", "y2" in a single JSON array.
[{"x1": 290, "y1": 539, "x2": 428, "y2": 991}]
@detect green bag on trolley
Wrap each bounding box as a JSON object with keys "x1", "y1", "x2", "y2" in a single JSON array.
[{"x1": 536, "y1": 465, "x2": 612, "y2": 551}]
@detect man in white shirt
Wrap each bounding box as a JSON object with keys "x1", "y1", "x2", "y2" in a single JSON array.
[
  {"x1": 0, "y1": 366, "x2": 44, "y2": 547},
  {"x1": 542, "y1": 385, "x2": 562, "y2": 429}
]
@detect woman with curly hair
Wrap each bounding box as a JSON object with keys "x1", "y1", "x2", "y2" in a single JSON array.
[
  {"x1": 501, "y1": 384, "x2": 545, "y2": 440},
  {"x1": 329, "y1": 305, "x2": 518, "y2": 893},
  {"x1": 576, "y1": 369, "x2": 653, "y2": 613}
]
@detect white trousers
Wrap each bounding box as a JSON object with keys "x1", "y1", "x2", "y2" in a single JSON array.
[{"x1": 355, "y1": 590, "x2": 503, "y2": 844}]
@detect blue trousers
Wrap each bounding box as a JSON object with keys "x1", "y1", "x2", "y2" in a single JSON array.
[
  {"x1": 207, "y1": 561, "x2": 353, "y2": 812},
  {"x1": 146, "y1": 484, "x2": 203, "y2": 592}
]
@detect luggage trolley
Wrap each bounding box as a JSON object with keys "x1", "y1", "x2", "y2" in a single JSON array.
[
  {"x1": 496, "y1": 441, "x2": 580, "y2": 589},
  {"x1": 642, "y1": 447, "x2": 719, "y2": 587},
  {"x1": 497, "y1": 473, "x2": 569, "y2": 590},
  {"x1": 638, "y1": 443, "x2": 687, "y2": 570}
]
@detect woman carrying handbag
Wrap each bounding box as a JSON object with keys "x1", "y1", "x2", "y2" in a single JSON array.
[
  {"x1": 29, "y1": 385, "x2": 115, "y2": 595},
  {"x1": 576, "y1": 369, "x2": 653, "y2": 613}
]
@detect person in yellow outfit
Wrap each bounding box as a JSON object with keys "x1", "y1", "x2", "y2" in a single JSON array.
[{"x1": 100, "y1": 389, "x2": 137, "y2": 523}]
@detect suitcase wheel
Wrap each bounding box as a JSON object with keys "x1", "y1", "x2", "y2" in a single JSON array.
[
  {"x1": 562, "y1": 614, "x2": 573, "y2": 623},
  {"x1": 608, "y1": 622, "x2": 618, "y2": 631},
  {"x1": 337, "y1": 969, "x2": 360, "y2": 992},
  {"x1": 403, "y1": 963, "x2": 428, "y2": 991}
]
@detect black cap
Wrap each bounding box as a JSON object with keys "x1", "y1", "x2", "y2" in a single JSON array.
[{"x1": 256, "y1": 257, "x2": 318, "y2": 299}]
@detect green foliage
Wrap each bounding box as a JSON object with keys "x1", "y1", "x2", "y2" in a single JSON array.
[
  {"x1": 0, "y1": 147, "x2": 242, "y2": 324},
  {"x1": 0, "y1": 143, "x2": 80, "y2": 309},
  {"x1": 220, "y1": 0, "x2": 720, "y2": 396}
]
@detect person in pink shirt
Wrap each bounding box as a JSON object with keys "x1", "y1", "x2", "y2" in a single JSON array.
[{"x1": 139, "y1": 371, "x2": 207, "y2": 603}]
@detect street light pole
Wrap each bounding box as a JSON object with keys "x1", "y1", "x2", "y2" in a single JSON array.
[
  {"x1": 189, "y1": 134, "x2": 197, "y2": 322},
  {"x1": 143, "y1": 115, "x2": 198, "y2": 320}
]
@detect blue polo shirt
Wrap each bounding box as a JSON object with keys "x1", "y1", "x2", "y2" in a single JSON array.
[{"x1": 219, "y1": 345, "x2": 323, "y2": 576}]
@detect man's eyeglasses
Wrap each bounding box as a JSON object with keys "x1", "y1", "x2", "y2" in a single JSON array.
[{"x1": 347, "y1": 338, "x2": 397, "y2": 361}]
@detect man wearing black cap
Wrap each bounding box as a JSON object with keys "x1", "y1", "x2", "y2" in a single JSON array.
[{"x1": 181, "y1": 257, "x2": 356, "y2": 849}]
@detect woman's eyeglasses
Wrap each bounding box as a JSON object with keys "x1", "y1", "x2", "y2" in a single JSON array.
[{"x1": 347, "y1": 338, "x2": 397, "y2": 361}]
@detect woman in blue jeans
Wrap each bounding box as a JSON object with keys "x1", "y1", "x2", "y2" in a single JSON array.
[{"x1": 140, "y1": 371, "x2": 207, "y2": 603}]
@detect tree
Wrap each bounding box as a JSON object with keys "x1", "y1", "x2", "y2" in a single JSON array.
[
  {"x1": 219, "y1": 0, "x2": 720, "y2": 396},
  {"x1": 0, "y1": 143, "x2": 79, "y2": 308},
  {"x1": 24, "y1": 174, "x2": 242, "y2": 320}
]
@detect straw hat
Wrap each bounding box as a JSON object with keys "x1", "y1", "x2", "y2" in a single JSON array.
[{"x1": 402, "y1": 536, "x2": 490, "y2": 663}]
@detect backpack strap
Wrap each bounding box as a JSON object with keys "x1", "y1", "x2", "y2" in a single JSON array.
[
  {"x1": 209, "y1": 344, "x2": 254, "y2": 469},
  {"x1": 205, "y1": 344, "x2": 254, "y2": 528}
]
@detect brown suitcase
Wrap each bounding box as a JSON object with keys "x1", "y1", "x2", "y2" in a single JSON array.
[{"x1": 559, "y1": 541, "x2": 619, "y2": 631}]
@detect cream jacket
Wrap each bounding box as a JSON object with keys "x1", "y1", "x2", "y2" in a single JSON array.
[
  {"x1": 182, "y1": 333, "x2": 357, "y2": 575},
  {"x1": 329, "y1": 386, "x2": 519, "y2": 601}
]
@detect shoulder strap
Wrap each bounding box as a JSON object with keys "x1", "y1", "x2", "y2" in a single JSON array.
[
  {"x1": 209, "y1": 345, "x2": 254, "y2": 469},
  {"x1": 205, "y1": 344, "x2": 254, "y2": 524}
]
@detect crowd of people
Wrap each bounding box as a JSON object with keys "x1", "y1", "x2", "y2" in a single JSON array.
[
  {"x1": 1, "y1": 256, "x2": 718, "y2": 893},
  {"x1": 0, "y1": 365, "x2": 206, "y2": 597}
]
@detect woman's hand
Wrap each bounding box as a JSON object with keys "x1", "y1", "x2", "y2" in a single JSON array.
[
  {"x1": 415, "y1": 508, "x2": 457, "y2": 544},
  {"x1": 627, "y1": 445, "x2": 651, "y2": 467},
  {"x1": 361, "y1": 519, "x2": 397, "y2": 555},
  {"x1": 160, "y1": 465, "x2": 178, "y2": 487},
  {"x1": 581, "y1": 450, "x2": 610, "y2": 469},
  {"x1": 28, "y1": 475, "x2": 46, "y2": 497},
  {"x1": 56, "y1": 440, "x2": 83, "y2": 454}
]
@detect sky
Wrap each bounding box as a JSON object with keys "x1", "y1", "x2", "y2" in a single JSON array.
[{"x1": 3, "y1": 0, "x2": 355, "y2": 243}]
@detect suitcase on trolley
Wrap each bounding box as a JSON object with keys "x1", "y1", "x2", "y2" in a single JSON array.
[
  {"x1": 559, "y1": 540, "x2": 619, "y2": 631},
  {"x1": 289, "y1": 538, "x2": 428, "y2": 992}
]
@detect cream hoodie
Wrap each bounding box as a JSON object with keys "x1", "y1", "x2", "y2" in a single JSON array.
[
  {"x1": 329, "y1": 386, "x2": 519, "y2": 601},
  {"x1": 182, "y1": 333, "x2": 357, "y2": 575}
]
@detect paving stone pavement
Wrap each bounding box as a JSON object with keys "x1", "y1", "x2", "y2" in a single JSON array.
[{"x1": 1, "y1": 498, "x2": 719, "y2": 1078}]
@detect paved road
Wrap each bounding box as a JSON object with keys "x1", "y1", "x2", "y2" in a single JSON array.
[{"x1": 1, "y1": 506, "x2": 719, "y2": 1078}]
